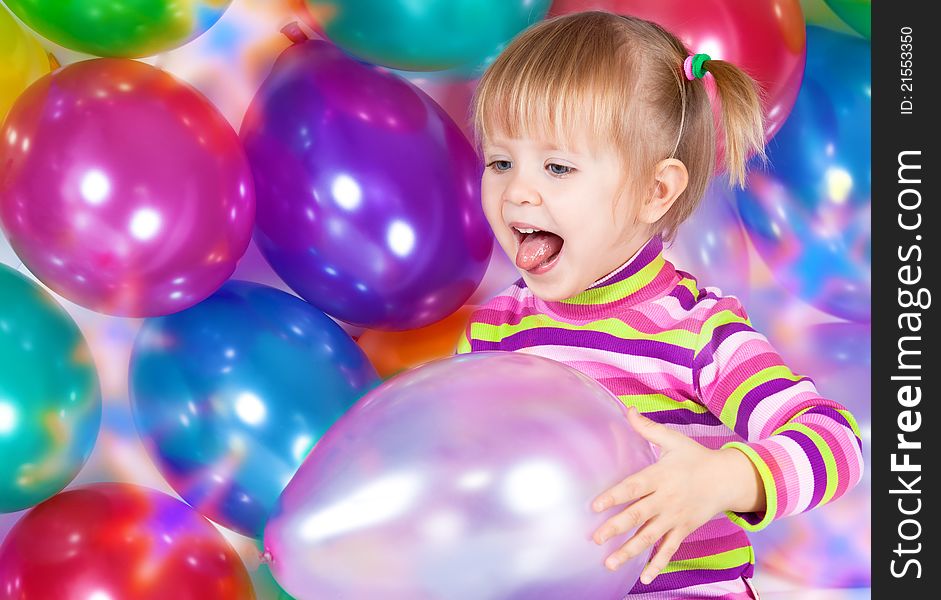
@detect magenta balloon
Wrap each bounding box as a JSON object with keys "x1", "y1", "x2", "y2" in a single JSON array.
[
  {"x1": 663, "y1": 177, "x2": 750, "y2": 302},
  {"x1": 240, "y1": 39, "x2": 491, "y2": 331},
  {"x1": 265, "y1": 352, "x2": 655, "y2": 599},
  {"x1": 0, "y1": 59, "x2": 254, "y2": 317}
]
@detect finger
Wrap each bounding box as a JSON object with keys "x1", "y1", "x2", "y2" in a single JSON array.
[
  {"x1": 639, "y1": 528, "x2": 687, "y2": 585},
  {"x1": 604, "y1": 515, "x2": 671, "y2": 572},
  {"x1": 627, "y1": 406, "x2": 685, "y2": 448},
  {"x1": 592, "y1": 494, "x2": 658, "y2": 544},
  {"x1": 592, "y1": 469, "x2": 658, "y2": 512}
]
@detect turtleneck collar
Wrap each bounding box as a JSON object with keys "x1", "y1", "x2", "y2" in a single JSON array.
[{"x1": 532, "y1": 235, "x2": 677, "y2": 320}]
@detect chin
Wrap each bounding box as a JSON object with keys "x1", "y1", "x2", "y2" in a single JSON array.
[{"x1": 520, "y1": 273, "x2": 581, "y2": 303}]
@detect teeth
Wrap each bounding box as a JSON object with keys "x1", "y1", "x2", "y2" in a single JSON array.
[{"x1": 514, "y1": 227, "x2": 540, "y2": 234}]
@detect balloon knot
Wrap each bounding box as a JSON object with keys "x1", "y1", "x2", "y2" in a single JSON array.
[
  {"x1": 260, "y1": 550, "x2": 273, "y2": 564},
  {"x1": 281, "y1": 22, "x2": 310, "y2": 45}
]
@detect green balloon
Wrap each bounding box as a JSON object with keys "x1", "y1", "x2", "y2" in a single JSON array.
[
  {"x1": 2, "y1": 0, "x2": 233, "y2": 58},
  {"x1": 304, "y1": 0, "x2": 551, "y2": 71},
  {"x1": 250, "y1": 539, "x2": 296, "y2": 599},
  {"x1": 824, "y1": 0, "x2": 871, "y2": 39},
  {"x1": 0, "y1": 265, "x2": 101, "y2": 513},
  {"x1": 252, "y1": 563, "x2": 296, "y2": 600},
  {"x1": 800, "y1": 0, "x2": 860, "y2": 37}
]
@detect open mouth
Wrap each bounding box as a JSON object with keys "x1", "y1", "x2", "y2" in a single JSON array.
[{"x1": 510, "y1": 224, "x2": 564, "y2": 274}]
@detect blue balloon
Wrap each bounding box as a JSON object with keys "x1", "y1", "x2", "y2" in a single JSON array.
[
  {"x1": 129, "y1": 281, "x2": 380, "y2": 538},
  {"x1": 737, "y1": 27, "x2": 870, "y2": 322}
]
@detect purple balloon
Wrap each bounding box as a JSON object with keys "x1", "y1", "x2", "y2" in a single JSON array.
[
  {"x1": 0, "y1": 59, "x2": 255, "y2": 317},
  {"x1": 265, "y1": 352, "x2": 654, "y2": 599},
  {"x1": 240, "y1": 39, "x2": 491, "y2": 331},
  {"x1": 663, "y1": 177, "x2": 751, "y2": 302}
]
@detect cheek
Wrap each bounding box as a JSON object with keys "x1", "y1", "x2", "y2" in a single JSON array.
[
  {"x1": 566, "y1": 211, "x2": 622, "y2": 253},
  {"x1": 480, "y1": 182, "x2": 503, "y2": 223},
  {"x1": 480, "y1": 185, "x2": 503, "y2": 235},
  {"x1": 609, "y1": 198, "x2": 641, "y2": 236},
  {"x1": 559, "y1": 205, "x2": 601, "y2": 242}
]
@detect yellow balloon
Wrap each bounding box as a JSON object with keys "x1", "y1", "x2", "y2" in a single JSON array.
[{"x1": 1, "y1": 6, "x2": 55, "y2": 123}]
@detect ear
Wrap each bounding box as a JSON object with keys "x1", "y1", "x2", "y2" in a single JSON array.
[{"x1": 639, "y1": 159, "x2": 688, "y2": 225}]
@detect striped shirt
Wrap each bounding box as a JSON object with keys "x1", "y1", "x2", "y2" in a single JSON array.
[{"x1": 456, "y1": 235, "x2": 864, "y2": 598}]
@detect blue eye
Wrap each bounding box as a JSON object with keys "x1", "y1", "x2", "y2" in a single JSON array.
[
  {"x1": 547, "y1": 163, "x2": 574, "y2": 176},
  {"x1": 487, "y1": 160, "x2": 511, "y2": 172}
]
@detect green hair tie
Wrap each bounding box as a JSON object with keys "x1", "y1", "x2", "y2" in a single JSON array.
[{"x1": 683, "y1": 53, "x2": 712, "y2": 80}]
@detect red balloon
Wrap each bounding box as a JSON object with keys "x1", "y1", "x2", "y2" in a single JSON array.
[
  {"x1": 0, "y1": 483, "x2": 255, "y2": 600},
  {"x1": 0, "y1": 59, "x2": 255, "y2": 317},
  {"x1": 549, "y1": 0, "x2": 806, "y2": 155}
]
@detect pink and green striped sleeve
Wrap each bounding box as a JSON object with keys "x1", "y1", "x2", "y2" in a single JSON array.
[{"x1": 692, "y1": 296, "x2": 865, "y2": 531}]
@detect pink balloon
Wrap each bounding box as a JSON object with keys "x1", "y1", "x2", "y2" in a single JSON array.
[
  {"x1": 265, "y1": 352, "x2": 655, "y2": 599},
  {"x1": 550, "y1": 0, "x2": 807, "y2": 159},
  {"x1": 0, "y1": 59, "x2": 254, "y2": 317}
]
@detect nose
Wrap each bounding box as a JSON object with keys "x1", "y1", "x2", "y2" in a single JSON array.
[{"x1": 502, "y1": 169, "x2": 542, "y2": 206}]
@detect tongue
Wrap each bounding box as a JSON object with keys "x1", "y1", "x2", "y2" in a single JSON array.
[{"x1": 516, "y1": 231, "x2": 564, "y2": 271}]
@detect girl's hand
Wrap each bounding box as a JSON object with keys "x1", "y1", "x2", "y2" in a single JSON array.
[{"x1": 591, "y1": 407, "x2": 765, "y2": 585}]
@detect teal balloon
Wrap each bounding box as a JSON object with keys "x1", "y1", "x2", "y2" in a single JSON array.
[
  {"x1": 303, "y1": 0, "x2": 551, "y2": 71},
  {"x1": 129, "y1": 280, "x2": 381, "y2": 538},
  {"x1": 0, "y1": 265, "x2": 101, "y2": 513}
]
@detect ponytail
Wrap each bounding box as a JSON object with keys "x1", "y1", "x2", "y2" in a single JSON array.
[{"x1": 699, "y1": 58, "x2": 765, "y2": 187}]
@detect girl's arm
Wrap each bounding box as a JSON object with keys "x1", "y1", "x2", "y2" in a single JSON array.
[{"x1": 692, "y1": 295, "x2": 865, "y2": 531}]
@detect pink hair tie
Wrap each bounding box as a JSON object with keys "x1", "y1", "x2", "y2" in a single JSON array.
[{"x1": 683, "y1": 55, "x2": 695, "y2": 81}]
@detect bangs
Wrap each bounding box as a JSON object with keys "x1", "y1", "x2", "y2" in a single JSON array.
[{"x1": 471, "y1": 13, "x2": 643, "y2": 159}]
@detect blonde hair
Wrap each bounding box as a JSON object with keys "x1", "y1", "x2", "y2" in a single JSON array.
[{"x1": 471, "y1": 11, "x2": 765, "y2": 241}]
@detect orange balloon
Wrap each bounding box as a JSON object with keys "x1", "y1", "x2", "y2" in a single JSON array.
[{"x1": 358, "y1": 305, "x2": 477, "y2": 378}]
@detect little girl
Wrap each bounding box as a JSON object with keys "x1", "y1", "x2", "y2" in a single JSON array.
[{"x1": 457, "y1": 11, "x2": 864, "y2": 599}]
